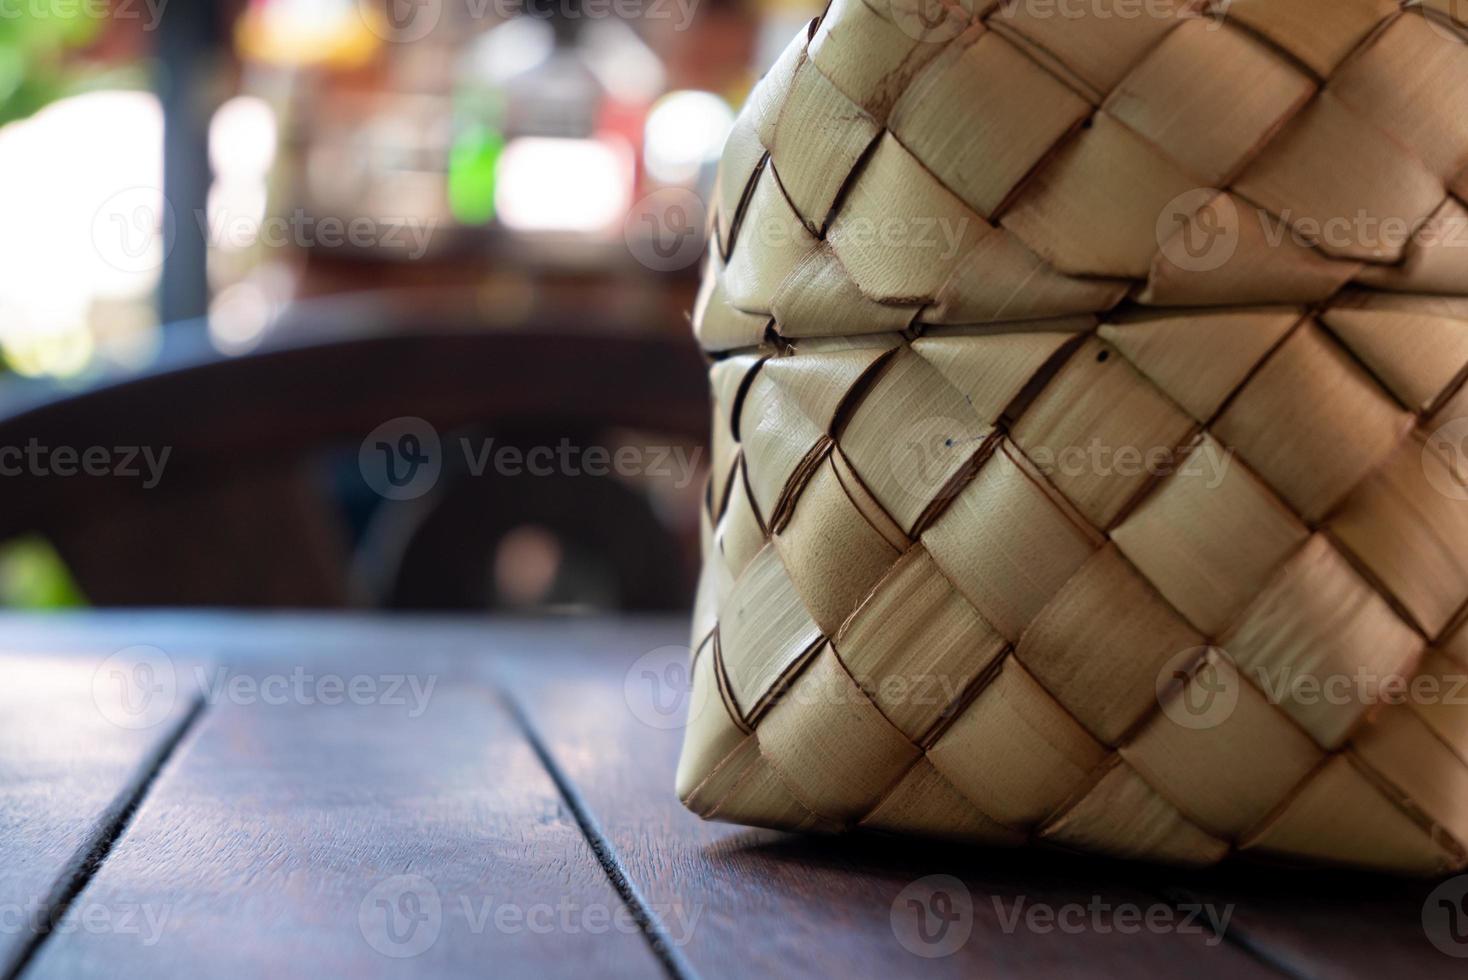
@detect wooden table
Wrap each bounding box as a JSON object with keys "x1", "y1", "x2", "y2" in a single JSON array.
[{"x1": 0, "y1": 614, "x2": 1458, "y2": 979}]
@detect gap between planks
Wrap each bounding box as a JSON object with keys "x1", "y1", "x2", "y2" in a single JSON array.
[
  {"x1": 1, "y1": 691, "x2": 208, "y2": 980},
  {"x1": 1, "y1": 646, "x2": 1302, "y2": 980},
  {"x1": 1152, "y1": 883, "x2": 1309, "y2": 980},
  {"x1": 1145, "y1": 880, "x2": 1309, "y2": 979},
  {"x1": 498, "y1": 686, "x2": 699, "y2": 980}
]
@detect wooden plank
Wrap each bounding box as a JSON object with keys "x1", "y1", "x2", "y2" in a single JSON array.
[
  {"x1": 491, "y1": 620, "x2": 1278, "y2": 978},
  {"x1": 8, "y1": 613, "x2": 1458, "y2": 976},
  {"x1": 0, "y1": 651, "x2": 201, "y2": 976},
  {"x1": 21, "y1": 659, "x2": 663, "y2": 980},
  {"x1": 1154, "y1": 871, "x2": 1466, "y2": 979}
]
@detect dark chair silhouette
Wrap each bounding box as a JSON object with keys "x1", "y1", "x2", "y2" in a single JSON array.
[{"x1": 0, "y1": 296, "x2": 709, "y2": 611}]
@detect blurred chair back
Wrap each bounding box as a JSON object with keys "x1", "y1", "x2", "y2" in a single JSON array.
[{"x1": 0, "y1": 301, "x2": 709, "y2": 611}]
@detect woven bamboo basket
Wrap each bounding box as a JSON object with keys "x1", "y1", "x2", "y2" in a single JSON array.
[{"x1": 677, "y1": 0, "x2": 1468, "y2": 872}]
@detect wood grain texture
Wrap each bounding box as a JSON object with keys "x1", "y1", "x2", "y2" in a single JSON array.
[
  {"x1": 489, "y1": 619, "x2": 1275, "y2": 979},
  {"x1": 19, "y1": 652, "x2": 661, "y2": 980},
  {"x1": 0, "y1": 652, "x2": 200, "y2": 975},
  {"x1": 5, "y1": 613, "x2": 1463, "y2": 977},
  {"x1": 1159, "y1": 870, "x2": 1464, "y2": 980}
]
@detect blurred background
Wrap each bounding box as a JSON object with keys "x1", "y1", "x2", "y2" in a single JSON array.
[{"x1": 0, "y1": 0, "x2": 819, "y2": 613}]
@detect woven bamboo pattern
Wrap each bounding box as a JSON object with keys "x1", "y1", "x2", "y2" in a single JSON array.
[{"x1": 678, "y1": 0, "x2": 1468, "y2": 872}]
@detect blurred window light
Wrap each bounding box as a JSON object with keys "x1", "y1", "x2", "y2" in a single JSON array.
[
  {"x1": 495, "y1": 137, "x2": 633, "y2": 234},
  {"x1": 0, "y1": 89, "x2": 164, "y2": 303},
  {"x1": 643, "y1": 90, "x2": 734, "y2": 185},
  {"x1": 210, "y1": 95, "x2": 279, "y2": 181},
  {"x1": 463, "y1": 16, "x2": 555, "y2": 86},
  {"x1": 207, "y1": 93, "x2": 278, "y2": 253},
  {"x1": 580, "y1": 20, "x2": 665, "y2": 106},
  {"x1": 0, "y1": 316, "x2": 95, "y2": 379},
  {"x1": 88, "y1": 297, "x2": 162, "y2": 371},
  {"x1": 0, "y1": 89, "x2": 162, "y2": 377},
  {"x1": 236, "y1": 0, "x2": 382, "y2": 69},
  {"x1": 206, "y1": 180, "x2": 270, "y2": 252},
  {"x1": 208, "y1": 281, "x2": 275, "y2": 356}
]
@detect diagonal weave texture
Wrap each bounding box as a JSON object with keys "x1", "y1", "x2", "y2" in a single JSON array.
[{"x1": 679, "y1": 0, "x2": 1468, "y2": 872}]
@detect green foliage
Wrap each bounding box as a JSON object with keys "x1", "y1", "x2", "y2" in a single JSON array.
[
  {"x1": 0, "y1": 4, "x2": 104, "y2": 126},
  {"x1": 0, "y1": 535, "x2": 86, "y2": 608}
]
